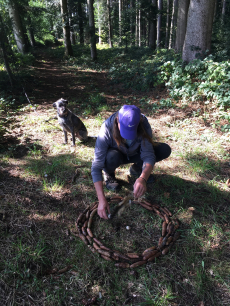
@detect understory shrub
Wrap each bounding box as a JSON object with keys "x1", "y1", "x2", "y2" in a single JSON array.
[
  {"x1": 164, "y1": 55, "x2": 230, "y2": 110},
  {"x1": 108, "y1": 49, "x2": 178, "y2": 91}
]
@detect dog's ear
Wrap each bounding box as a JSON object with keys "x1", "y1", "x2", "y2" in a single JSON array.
[
  {"x1": 53, "y1": 102, "x2": 57, "y2": 108},
  {"x1": 61, "y1": 99, "x2": 68, "y2": 104}
]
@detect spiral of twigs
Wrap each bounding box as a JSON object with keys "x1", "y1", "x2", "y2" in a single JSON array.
[{"x1": 76, "y1": 196, "x2": 180, "y2": 269}]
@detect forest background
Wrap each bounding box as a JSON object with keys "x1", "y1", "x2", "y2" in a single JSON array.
[{"x1": 0, "y1": 0, "x2": 230, "y2": 305}]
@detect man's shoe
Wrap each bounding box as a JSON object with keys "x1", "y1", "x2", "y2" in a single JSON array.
[
  {"x1": 103, "y1": 172, "x2": 120, "y2": 192},
  {"x1": 129, "y1": 164, "x2": 154, "y2": 183}
]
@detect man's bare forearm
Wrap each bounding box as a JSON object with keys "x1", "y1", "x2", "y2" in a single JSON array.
[
  {"x1": 140, "y1": 162, "x2": 153, "y2": 181},
  {"x1": 94, "y1": 181, "x2": 110, "y2": 219},
  {"x1": 94, "y1": 181, "x2": 106, "y2": 201}
]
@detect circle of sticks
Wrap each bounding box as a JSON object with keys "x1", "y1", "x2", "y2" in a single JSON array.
[{"x1": 76, "y1": 196, "x2": 180, "y2": 269}]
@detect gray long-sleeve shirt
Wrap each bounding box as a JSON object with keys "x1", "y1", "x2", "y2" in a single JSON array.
[{"x1": 91, "y1": 112, "x2": 156, "y2": 183}]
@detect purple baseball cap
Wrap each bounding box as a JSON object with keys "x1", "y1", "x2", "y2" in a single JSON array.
[{"x1": 118, "y1": 105, "x2": 141, "y2": 140}]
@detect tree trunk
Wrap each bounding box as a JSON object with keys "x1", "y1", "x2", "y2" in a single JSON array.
[
  {"x1": 221, "y1": 0, "x2": 226, "y2": 23},
  {"x1": 7, "y1": 0, "x2": 27, "y2": 54},
  {"x1": 222, "y1": 0, "x2": 226, "y2": 16},
  {"x1": 97, "y1": 2, "x2": 102, "y2": 45},
  {"x1": 27, "y1": 15, "x2": 36, "y2": 47},
  {"x1": 138, "y1": 7, "x2": 141, "y2": 46},
  {"x1": 0, "y1": 13, "x2": 15, "y2": 86},
  {"x1": 78, "y1": 1, "x2": 84, "y2": 44},
  {"x1": 175, "y1": 0, "x2": 190, "y2": 52},
  {"x1": 135, "y1": 1, "x2": 138, "y2": 45},
  {"x1": 165, "y1": 0, "x2": 171, "y2": 48},
  {"x1": 149, "y1": 0, "x2": 157, "y2": 49},
  {"x1": 182, "y1": 0, "x2": 215, "y2": 63},
  {"x1": 157, "y1": 0, "x2": 162, "y2": 47},
  {"x1": 87, "y1": 0, "x2": 97, "y2": 60},
  {"x1": 169, "y1": 0, "x2": 178, "y2": 49},
  {"x1": 60, "y1": 0, "x2": 73, "y2": 56},
  {"x1": 119, "y1": 0, "x2": 122, "y2": 44},
  {"x1": 107, "y1": 0, "x2": 113, "y2": 47},
  {"x1": 130, "y1": 0, "x2": 135, "y2": 45},
  {"x1": 69, "y1": 7, "x2": 76, "y2": 46}
]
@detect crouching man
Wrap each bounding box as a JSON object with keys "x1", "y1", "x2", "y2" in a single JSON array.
[{"x1": 91, "y1": 105, "x2": 171, "y2": 219}]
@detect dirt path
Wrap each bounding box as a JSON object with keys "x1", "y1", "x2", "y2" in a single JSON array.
[{"x1": 28, "y1": 51, "x2": 109, "y2": 106}]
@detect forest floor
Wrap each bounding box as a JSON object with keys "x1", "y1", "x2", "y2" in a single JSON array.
[{"x1": 0, "y1": 45, "x2": 230, "y2": 306}]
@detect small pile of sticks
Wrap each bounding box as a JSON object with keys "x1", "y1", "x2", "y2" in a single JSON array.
[{"x1": 76, "y1": 196, "x2": 180, "y2": 269}]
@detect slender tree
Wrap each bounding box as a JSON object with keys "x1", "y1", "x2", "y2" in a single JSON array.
[
  {"x1": 165, "y1": 0, "x2": 171, "y2": 48},
  {"x1": 175, "y1": 0, "x2": 190, "y2": 52},
  {"x1": 149, "y1": 0, "x2": 157, "y2": 49},
  {"x1": 107, "y1": 0, "x2": 113, "y2": 47},
  {"x1": 87, "y1": 0, "x2": 97, "y2": 60},
  {"x1": 130, "y1": 0, "x2": 135, "y2": 45},
  {"x1": 119, "y1": 0, "x2": 122, "y2": 44},
  {"x1": 7, "y1": 0, "x2": 27, "y2": 54},
  {"x1": 78, "y1": 1, "x2": 84, "y2": 44},
  {"x1": 182, "y1": 0, "x2": 216, "y2": 62},
  {"x1": 60, "y1": 0, "x2": 73, "y2": 56},
  {"x1": 138, "y1": 4, "x2": 141, "y2": 46},
  {"x1": 135, "y1": 0, "x2": 138, "y2": 45},
  {"x1": 156, "y1": 0, "x2": 162, "y2": 47},
  {"x1": 169, "y1": 0, "x2": 178, "y2": 49},
  {"x1": 27, "y1": 15, "x2": 36, "y2": 47},
  {"x1": 0, "y1": 12, "x2": 15, "y2": 86},
  {"x1": 97, "y1": 1, "x2": 102, "y2": 45}
]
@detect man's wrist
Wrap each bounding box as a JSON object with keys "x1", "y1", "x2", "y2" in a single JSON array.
[{"x1": 139, "y1": 176, "x2": 147, "y2": 184}]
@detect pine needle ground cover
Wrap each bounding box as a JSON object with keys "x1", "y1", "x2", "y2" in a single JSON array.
[{"x1": 0, "y1": 46, "x2": 230, "y2": 306}]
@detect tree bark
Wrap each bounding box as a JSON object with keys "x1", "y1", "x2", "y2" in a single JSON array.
[
  {"x1": 165, "y1": 0, "x2": 171, "y2": 48},
  {"x1": 138, "y1": 7, "x2": 141, "y2": 46},
  {"x1": 221, "y1": 0, "x2": 226, "y2": 23},
  {"x1": 157, "y1": 0, "x2": 162, "y2": 47},
  {"x1": 87, "y1": 0, "x2": 97, "y2": 60},
  {"x1": 60, "y1": 0, "x2": 73, "y2": 56},
  {"x1": 135, "y1": 1, "x2": 138, "y2": 45},
  {"x1": 119, "y1": 0, "x2": 122, "y2": 44},
  {"x1": 222, "y1": 0, "x2": 226, "y2": 16},
  {"x1": 169, "y1": 0, "x2": 178, "y2": 49},
  {"x1": 107, "y1": 0, "x2": 113, "y2": 47},
  {"x1": 27, "y1": 15, "x2": 36, "y2": 47},
  {"x1": 182, "y1": 0, "x2": 216, "y2": 63},
  {"x1": 175, "y1": 0, "x2": 190, "y2": 52},
  {"x1": 97, "y1": 2, "x2": 102, "y2": 45},
  {"x1": 0, "y1": 13, "x2": 15, "y2": 86},
  {"x1": 78, "y1": 1, "x2": 84, "y2": 44},
  {"x1": 7, "y1": 0, "x2": 27, "y2": 54},
  {"x1": 69, "y1": 6, "x2": 76, "y2": 46},
  {"x1": 130, "y1": 0, "x2": 135, "y2": 45},
  {"x1": 149, "y1": 0, "x2": 157, "y2": 49}
]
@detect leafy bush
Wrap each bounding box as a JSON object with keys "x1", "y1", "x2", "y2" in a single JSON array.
[
  {"x1": 108, "y1": 49, "x2": 177, "y2": 91},
  {"x1": 164, "y1": 55, "x2": 230, "y2": 109}
]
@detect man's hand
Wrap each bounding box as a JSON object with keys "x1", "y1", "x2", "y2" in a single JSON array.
[
  {"x1": 98, "y1": 198, "x2": 110, "y2": 219},
  {"x1": 133, "y1": 177, "x2": 147, "y2": 198},
  {"x1": 94, "y1": 181, "x2": 111, "y2": 219},
  {"x1": 133, "y1": 162, "x2": 153, "y2": 198}
]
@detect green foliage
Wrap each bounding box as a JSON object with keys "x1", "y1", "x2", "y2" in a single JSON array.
[
  {"x1": 13, "y1": 53, "x2": 35, "y2": 67},
  {"x1": 164, "y1": 55, "x2": 230, "y2": 109},
  {"x1": 81, "y1": 93, "x2": 107, "y2": 116},
  {"x1": 0, "y1": 96, "x2": 16, "y2": 139},
  {"x1": 109, "y1": 48, "x2": 177, "y2": 91}
]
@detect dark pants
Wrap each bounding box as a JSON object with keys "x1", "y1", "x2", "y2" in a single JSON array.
[{"x1": 104, "y1": 143, "x2": 171, "y2": 174}]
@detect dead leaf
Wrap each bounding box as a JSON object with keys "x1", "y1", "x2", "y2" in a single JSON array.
[{"x1": 164, "y1": 192, "x2": 170, "y2": 198}]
